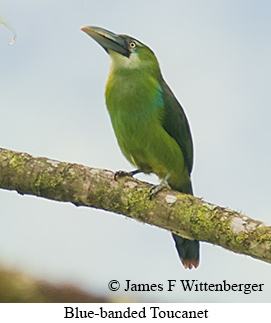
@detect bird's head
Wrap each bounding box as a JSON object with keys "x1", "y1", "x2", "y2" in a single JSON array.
[{"x1": 81, "y1": 26, "x2": 160, "y2": 74}]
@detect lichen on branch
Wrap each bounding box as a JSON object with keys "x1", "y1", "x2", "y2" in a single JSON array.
[{"x1": 0, "y1": 147, "x2": 270, "y2": 264}]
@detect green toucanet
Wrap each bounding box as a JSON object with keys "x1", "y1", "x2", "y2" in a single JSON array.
[{"x1": 81, "y1": 26, "x2": 199, "y2": 269}]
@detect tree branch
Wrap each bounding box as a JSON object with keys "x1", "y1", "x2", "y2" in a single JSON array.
[
  {"x1": 0, "y1": 147, "x2": 270, "y2": 264},
  {"x1": 0, "y1": 265, "x2": 109, "y2": 303}
]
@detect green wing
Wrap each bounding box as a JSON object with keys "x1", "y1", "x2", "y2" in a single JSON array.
[{"x1": 160, "y1": 79, "x2": 193, "y2": 174}]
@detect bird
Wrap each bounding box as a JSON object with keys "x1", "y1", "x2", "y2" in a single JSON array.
[{"x1": 81, "y1": 26, "x2": 199, "y2": 269}]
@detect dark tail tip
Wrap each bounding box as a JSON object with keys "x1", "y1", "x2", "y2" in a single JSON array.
[{"x1": 172, "y1": 234, "x2": 200, "y2": 269}]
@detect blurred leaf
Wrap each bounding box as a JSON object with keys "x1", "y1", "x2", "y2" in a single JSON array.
[{"x1": 0, "y1": 16, "x2": 16, "y2": 45}]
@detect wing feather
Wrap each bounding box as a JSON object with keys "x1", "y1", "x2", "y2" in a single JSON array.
[{"x1": 160, "y1": 80, "x2": 193, "y2": 174}]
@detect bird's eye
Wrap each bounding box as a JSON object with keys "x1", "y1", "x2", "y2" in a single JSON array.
[{"x1": 129, "y1": 41, "x2": 137, "y2": 49}]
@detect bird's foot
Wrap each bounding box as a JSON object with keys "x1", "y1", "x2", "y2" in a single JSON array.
[
  {"x1": 149, "y1": 182, "x2": 171, "y2": 199},
  {"x1": 114, "y1": 169, "x2": 141, "y2": 181},
  {"x1": 149, "y1": 173, "x2": 171, "y2": 199}
]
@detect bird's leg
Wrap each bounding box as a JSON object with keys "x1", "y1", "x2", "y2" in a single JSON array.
[
  {"x1": 150, "y1": 173, "x2": 171, "y2": 199},
  {"x1": 114, "y1": 169, "x2": 141, "y2": 181}
]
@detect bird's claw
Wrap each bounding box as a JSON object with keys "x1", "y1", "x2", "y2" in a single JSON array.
[
  {"x1": 114, "y1": 169, "x2": 140, "y2": 181},
  {"x1": 149, "y1": 182, "x2": 171, "y2": 200},
  {"x1": 114, "y1": 170, "x2": 129, "y2": 181}
]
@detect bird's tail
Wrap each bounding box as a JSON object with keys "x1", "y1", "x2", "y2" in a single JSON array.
[
  {"x1": 170, "y1": 179, "x2": 199, "y2": 269},
  {"x1": 172, "y1": 234, "x2": 199, "y2": 269}
]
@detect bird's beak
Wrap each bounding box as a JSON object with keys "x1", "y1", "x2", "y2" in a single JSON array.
[{"x1": 81, "y1": 26, "x2": 130, "y2": 58}]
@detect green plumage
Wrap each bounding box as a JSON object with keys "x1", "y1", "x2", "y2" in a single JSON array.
[{"x1": 82, "y1": 26, "x2": 200, "y2": 269}]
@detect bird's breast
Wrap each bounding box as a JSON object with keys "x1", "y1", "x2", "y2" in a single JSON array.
[{"x1": 105, "y1": 71, "x2": 185, "y2": 178}]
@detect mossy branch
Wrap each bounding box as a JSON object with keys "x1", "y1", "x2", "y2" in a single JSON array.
[
  {"x1": 0, "y1": 265, "x2": 110, "y2": 302},
  {"x1": 0, "y1": 147, "x2": 270, "y2": 264}
]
